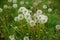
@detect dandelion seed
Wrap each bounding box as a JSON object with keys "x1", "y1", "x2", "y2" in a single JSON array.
[
  {"x1": 0, "y1": 8, "x2": 3, "y2": 13},
  {"x1": 3, "y1": 5, "x2": 8, "y2": 9},
  {"x1": 9, "y1": 35, "x2": 15, "y2": 40},
  {"x1": 48, "y1": 8, "x2": 52, "y2": 12},
  {"x1": 56, "y1": 25, "x2": 60, "y2": 30},
  {"x1": 43, "y1": 5, "x2": 47, "y2": 9},
  {"x1": 13, "y1": 4, "x2": 18, "y2": 8},
  {"x1": 23, "y1": 36, "x2": 29, "y2": 40}
]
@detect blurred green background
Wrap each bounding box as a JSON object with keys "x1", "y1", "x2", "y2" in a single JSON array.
[{"x1": 0, "y1": 0, "x2": 60, "y2": 40}]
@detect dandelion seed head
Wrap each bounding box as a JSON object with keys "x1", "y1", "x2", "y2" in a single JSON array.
[
  {"x1": 17, "y1": 14, "x2": 24, "y2": 20},
  {"x1": 23, "y1": 36, "x2": 29, "y2": 40},
  {"x1": 43, "y1": 5, "x2": 47, "y2": 9},
  {"x1": 38, "y1": 15, "x2": 48, "y2": 23},
  {"x1": 36, "y1": 10, "x2": 43, "y2": 15},
  {"x1": 13, "y1": 4, "x2": 18, "y2": 8},
  {"x1": 9, "y1": 35, "x2": 15, "y2": 40},
  {"x1": 3, "y1": 5, "x2": 8, "y2": 9},
  {"x1": 48, "y1": 8, "x2": 52, "y2": 12},
  {"x1": 56, "y1": 24, "x2": 60, "y2": 30}
]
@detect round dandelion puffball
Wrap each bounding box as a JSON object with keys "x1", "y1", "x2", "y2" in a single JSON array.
[
  {"x1": 36, "y1": 10, "x2": 43, "y2": 14},
  {"x1": 38, "y1": 15, "x2": 48, "y2": 24},
  {"x1": 18, "y1": 7, "x2": 27, "y2": 13},
  {"x1": 23, "y1": 36, "x2": 29, "y2": 40},
  {"x1": 43, "y1": 5, "x2": 47, "y2": 9},
  {"x1": 0, "y1": 8, "x2": 3, "y2": 13},
  {"x1": 14, "y1": 17, "x2": 20, "y2": 22},
  {"x1": 29, "y1": 20, "x2": 35, "y2": 27},
  {"x1": 3, "y1": 5, "x2": 8, "y2": 9},
  {"x1": 9, "y1": 35, "x2": 15, "y2": 40},
  {"x1": 13, "y1": 4, "x2": 18, "y2": 8},
  {"x1": 56, "y1": 25, "x2": 60, "y2": 30},
  {"x1": 48, "y1": 8, "x2": 52, "y2": 12},
  {"x1": 17, "y1": 14, "x2": 24, "y2": 20}
]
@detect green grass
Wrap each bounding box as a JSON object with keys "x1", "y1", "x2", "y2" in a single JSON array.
[{"x1": 0, "y1": 0, "x2": 60, "y2": 40}]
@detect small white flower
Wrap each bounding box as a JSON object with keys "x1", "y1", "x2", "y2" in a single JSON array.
[
  {"x1": 13, "y1": 4, "x2": 18, "y2": 8},
  {"x1": 23, "y1": 36, "x2": 29, "y2": 40},
  {"x1": 17, "y1": 14, "x2": 24, "y2": 20},
  {"x1": 3, "y1": 5, "x2": 8, "y2": 9},
  {"x1": 36, "y1": 10, "x2": 43, "y2": 15},
  {"x1": 0, "y1": 8, "x2": 3, "y2": 13},
  {"x1": 14, "y1": 17, "x2": 19, "y2": 21},
  {"x1": 13, "y1": 0, "x2": 17, "y2": 3},
  {"x1": 48, "y1": 8, "x2": 52, "y2": 12},
  {"x1": 20, "y1": 1, "x2": 24, "y2": 5},
  {"x1": 8, "y1": 0, "x2": 12, "y2": 2},
  {"x1": 43, "y1": 5, "x2": 47, "y2": 9},
  {"x1": 38, "y1": 15, "x2": 48, "y2": 24},
  {"x1": 56, "y1": 25, "x2": 60, "y2": 30},
  {"x1": 9, "y1": 35, "x2": 15, "y2": 40}
]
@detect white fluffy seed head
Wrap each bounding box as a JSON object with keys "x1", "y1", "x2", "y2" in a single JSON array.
[
  {"x1": 29, "y1": 20, "x2": 35, "y2": 27},
  {"x1": 36, "y1": 10, "x2": 43, "y2": 15},
  {"x1": 48, "y1": 8, "x2": 52, "y2": 12},
  {"x1": 43, "y1": 5, "x2": 47, "y2": 9},
  {"x1": 24, "y1": 13, "x2": 31, "y2": 19},
  {"x1": 9, "y1": 35, "x2": 15, "y2": 40},
  {"x1": 17, "y1": 14, "x2": 24, "y2": 20},
  {"x1": 18, "y1": 7, "x2": 28, "y2": 13},
  {"x1": 3, "y1": 5, "x2": 8, "y2": 9},
  {"x1": 13, "y1": 4, "x2": 18, "y2": 8},
  {"x1": 0, "y1": 8, "x2": 3, "y2": 13},
  {"x1": 23, "y1": 36, "x2": 29, "y2": 40},
  {"x1": 14, "y1": 17, "x2": 20, "y2": 22},
  {"x1": 56, "y1": 25, "x2": 60, "y2": 30},
  {"x1": 38, "y1": 15, "x2": 48, "y2": 24}
]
